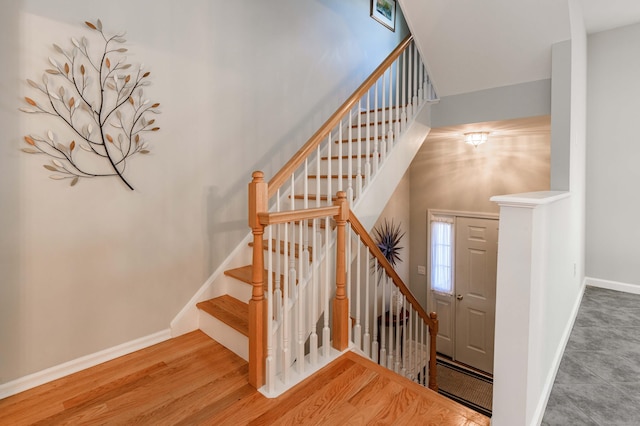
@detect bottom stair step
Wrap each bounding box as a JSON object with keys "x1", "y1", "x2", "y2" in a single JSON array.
[{"x1": 197, "y1": 295, "x2": 249, "y2": 337}]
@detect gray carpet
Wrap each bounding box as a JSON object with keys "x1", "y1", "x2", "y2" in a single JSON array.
[{"x1": 436, "y1": 360, "x2": 493, "y2": 417}]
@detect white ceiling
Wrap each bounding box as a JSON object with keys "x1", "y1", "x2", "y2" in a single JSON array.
[{"x1": 399, "y1": 0, "x2": 640, "y2": 97}]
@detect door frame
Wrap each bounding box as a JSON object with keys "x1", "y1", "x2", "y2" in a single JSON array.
[{"x1": 426, "y1": 209, "x2": 499, "y2": 361}]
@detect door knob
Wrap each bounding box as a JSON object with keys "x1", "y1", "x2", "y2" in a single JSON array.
[{"x1": 456, "y1": 294, "x2": 463, "y2": 300}]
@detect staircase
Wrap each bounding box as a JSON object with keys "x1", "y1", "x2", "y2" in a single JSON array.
[{"x1": 172, "y1": 34, "x2": 439, "y2": 397}]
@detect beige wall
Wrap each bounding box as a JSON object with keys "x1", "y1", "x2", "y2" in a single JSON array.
[
  {"x1": 0, "y1": 0, "x2": 410, "y2": 385},
  {"x1": 408, "y1": 117, "x2": 551, "y2": 308},
  {"x1": 370, "y1": 171, "x2": 411, "y2": 284}
]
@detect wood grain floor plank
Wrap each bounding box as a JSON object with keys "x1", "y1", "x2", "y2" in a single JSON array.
[
  {"x1": 0, "y1": 331, "x2": 490, "y2": 425},
  {"x1": 270, "y1": 363, "x2": 377, "y2": 425}
]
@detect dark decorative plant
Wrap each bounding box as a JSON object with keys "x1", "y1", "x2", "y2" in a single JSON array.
[
  {"x1": 20, "y1": 19, "x2": 160, "y2": 190},
  {"x1": 373, "y1": 218, "x2": 405, "y2": 269}
]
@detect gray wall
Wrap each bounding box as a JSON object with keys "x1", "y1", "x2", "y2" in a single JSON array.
[
  {"x1": 430, "y1": 79, "x2": 551, "y2": 128},
  {"x1": 0, "y1": 0, "x2": 409, "y2": 384},
  {"x1": 586, "y1": 22, "x2": 640, "y2": 286},
  {"x1": 551, "y1": 40, "x2": 571, "y2": 191}
]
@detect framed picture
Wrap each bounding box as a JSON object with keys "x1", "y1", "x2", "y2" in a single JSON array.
[{"x1": 370, "y1": 0, "x2": 396, "y2": 32}]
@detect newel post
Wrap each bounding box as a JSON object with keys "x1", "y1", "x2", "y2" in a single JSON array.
[
  {"x1": 428, "y1": 311, "x2": 439, "y2": 391},
  {"x1": 332, "y1": 191, "x2": 350, "y2": 351},
  {"x1": 248, "y1": 171, "x2": 268, "y2": 388}
]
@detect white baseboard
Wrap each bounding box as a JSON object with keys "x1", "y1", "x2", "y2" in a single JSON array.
[
  {"x1": 530, "y1": 278, "x2": 586, "y2": 425},
  {"x1": 0, "y1": 329, "x2": 171, "y2": 400},
  {"x1": 585, "y1": 277, "x2": 640, "y2": 295}
]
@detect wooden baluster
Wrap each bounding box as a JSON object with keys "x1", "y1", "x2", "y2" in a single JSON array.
[
  {"x1": 380, "y1": 275, "x2": 386, "y2": 368},
  {"x1": 266, "y1": 226, "x2": 275, "y2": 393},
  {"x1": 373, "y1": 82, "x2": 379, "y2": 175},
  {"x1": 327, "y1": 132, "x2": 332, "y2": 207},
  {"x1": 395, "y1": 292, "x2": 402, "y2": 373},
  {"x1": 338, "y1": 122, "x2": 343, "y2": 193},
  {"x1": 407, "y1": 305, "x2": 413, "y2": 379},
  {"x1": 381, "y1": 70, "x2": 386, "y2": 164},
  {"x1": 387, "y1": 279, "x2": 394, "y2": 369},
  {"x1": 347, "y1": 111, "x2": 354, "y2": 203},
  {"x1": 413, "y1": 42, "x2": 419, "y2": 115},
  {"x1": 429, "y1": 312, "x2": 439, "y2": 391},
  {"x1": 365, "y1": 91, "x2": 372, "y2": 186},
  {"x1": 356, "y1": 99, "x2": 363, "y2": 198},
  {"x1": 407, "y1": 45, "x2": 413, "y2": 119},
  {"x1": 395, "y1": 59, "x2": 400, "y2": 142},
  {"x1": 283, "y1": 214, "x2": 290, "y2": 384},
  {"x1": 297, "y1": 212, "x2": 305, "y2": 375},
  {"x1": 248, "y1": 171, "x2": 267, "y2": 389},
  {"x1": 387, "y1": 65, "x2": 394, "y2": 149},
  {"x1": 332, "y1": 191, "x2": 349, "y2": 351},
  {"x1": 363, "y1": 245, "x2": 371, "y2": 358},
  {"x1": 323, "y1": 214, "x2": 330, "y2": 358},
  {"x1": 401, "y1": 50, "x2": 408, "y2": 131},
  {"x1": 354, "y1": 231, "x2": 362, "y2": 350},
  {"x1": 372, "y1": 259, "x2": 379, "y2": 363},
  {"x1": 309, "y1": 217, "x2": 318, "y2": 366}
]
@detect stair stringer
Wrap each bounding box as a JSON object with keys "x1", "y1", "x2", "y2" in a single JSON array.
[{"x1": 352, "y1": 102, "x2": 432, "y2": 230}]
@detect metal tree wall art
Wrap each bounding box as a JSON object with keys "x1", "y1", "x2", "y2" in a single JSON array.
[{"x1": 20, "y1": 19, "x2": 160, "y2": 190}]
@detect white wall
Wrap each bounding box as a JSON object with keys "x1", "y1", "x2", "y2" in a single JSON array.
[
  {"x1": 491, "y1": 1, "x2": 587, "y2": 424},
  {"x1": 0, "y1": 0, "x2": 409, "y2": 385},
  {"x1": 586, "y1": 22, "x2": 640, "y2": 288}
]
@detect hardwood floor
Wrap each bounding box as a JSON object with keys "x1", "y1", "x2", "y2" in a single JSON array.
[{"x1": 0, "y1": 330, "x2": 490, "y2": 425}]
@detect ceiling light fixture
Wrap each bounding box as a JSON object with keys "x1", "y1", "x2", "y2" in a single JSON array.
[{"x1": 464, "y1": 131, "x2": 489, "y2": 147}]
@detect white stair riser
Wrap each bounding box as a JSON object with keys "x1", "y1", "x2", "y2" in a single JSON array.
[{"x1": 198, "y1": 310, "x2": 248, "y2": 361}]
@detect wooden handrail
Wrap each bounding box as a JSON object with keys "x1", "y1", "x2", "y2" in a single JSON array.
[
  {"x1": 348, "y1": 209, "x2": 435, "y2": 329},
  {"x1": 267, "y1": 35, "x2": 414, "y2": 198},
  {"x1": 348, "y1": 208, "x2": 438, "y2": 391},
  {"x1": 258, "y1": 206, "x2": 340, "y2": 226}
]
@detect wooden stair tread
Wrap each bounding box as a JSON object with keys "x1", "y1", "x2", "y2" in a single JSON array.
[
  {"x1": 225, "y1": 265, "x2": 297, "y2": 288},
  {"x1": 334, "y1": 136, "x2": 387, "y2": 144},
  {"x1": 307, "y1": 174, "x2": 359, "y2": 179},
  {"x1": 321, "y1": 153, "x2": 379, "y2": 160},
  {"x1": 249, "y1": 239, "x2": 313, "y2": 261},
  {"x1": 291, "y1": 194, "x2": 337, "y2": 201},
  {"x1": 197, "y1": 295, "x2": 249, "y2": 337},
  {"x1": 225, "y1": 265, "x2": 261, "y2": 284}
]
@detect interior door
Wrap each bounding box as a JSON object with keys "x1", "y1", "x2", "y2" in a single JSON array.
[{"x1": 454, "y1": 216, "x2": 498, "y2": 374}]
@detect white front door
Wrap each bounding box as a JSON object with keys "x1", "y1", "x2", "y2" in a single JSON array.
[{"x1": 454, "y1": 216, "x2": 498, "y2": 374}]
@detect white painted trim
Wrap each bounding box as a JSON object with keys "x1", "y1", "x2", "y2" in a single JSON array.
[
  {"x1": 0, "y1": 329, "x2": 171, "y2": 400},
  {"x1": 530, "y1": 278, "x2": 586, "y2": 425},
  {"x1": 490, "y1": 191, "x2": 570, "y2": 208},
  {"x1": 585, "y1": 277, "x2": 640, "y2": 295}
]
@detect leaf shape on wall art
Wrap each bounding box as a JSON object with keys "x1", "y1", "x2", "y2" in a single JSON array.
[{"x1": 21, "y1": 18, "x2": 160, "y2": 190}]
